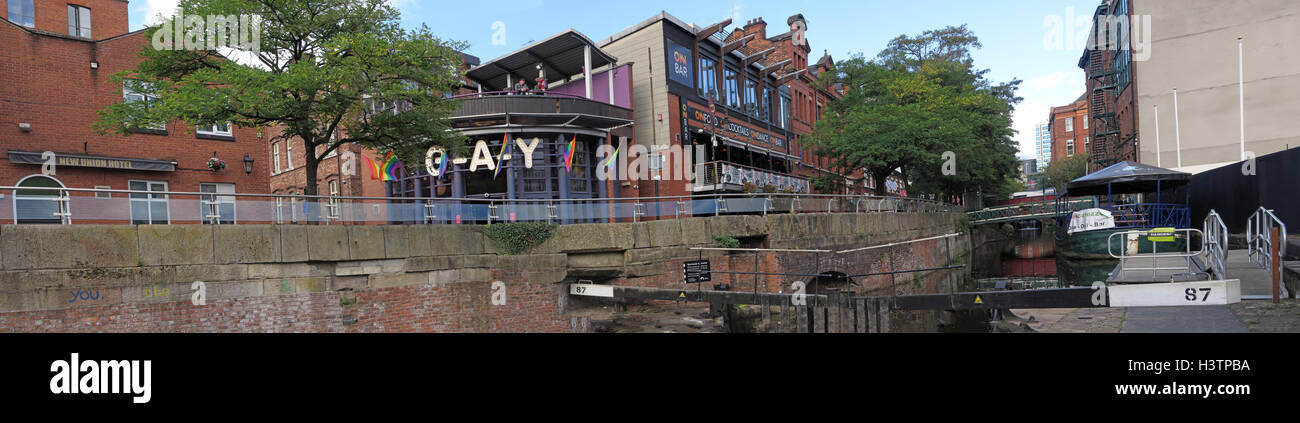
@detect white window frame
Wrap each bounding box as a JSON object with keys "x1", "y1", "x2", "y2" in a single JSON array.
[
  {"x1": 272, "y1": 142, "x2": 282, "y2": 174},
  {"x1": 8, "y1": 0, "x2": 34, "y2": 27},
  {"x1": 12, "y1": 174, "x2": 69, "y2": 224},
  {"x1": 1065, "y1": 118, "x2": 1073, "y2": 133},
  {"x1": 123, "y1": 81, "x2": 166, "y2": 131},
  {"x1": 1083, "y1": 115, "x2": 1089, "y2": 130},
  {"x1": 197, "y1": 122, "x2": 233, "y2": 137},
  {"x1": 1067, "y1": 139, "x2": 1075, "y2": 156},
  {"x1": 128, "y1": 180, "x2": 170, "y2": 224},
  {"x1": 94, "y1": 185, "x2": 111, "y2": 199},
  {"x1": 199, "y1": 182, "x2": 237, "y2": 224},
  {"x1": 286, "y1": 142, "x2": 295, "y2": 170}
]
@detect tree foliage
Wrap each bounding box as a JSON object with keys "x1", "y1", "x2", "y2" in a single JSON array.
[
  {"x1": 805, "y1": 25, "x2": 1022, "y2": 201},
  {"x1": 96, "y1": 0, "x2": 468, "y2": 195},
  {"x1": 1042, "y1": 153, "x2": 1091, "y2": 192}
]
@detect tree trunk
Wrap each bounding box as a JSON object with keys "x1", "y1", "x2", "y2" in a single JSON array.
[
  {"x1": 872, "y1": 169, "x2": 890, "y2": 197},
  {"x1": 303, "y1": 140, "x2": 319, "y2": 196}
]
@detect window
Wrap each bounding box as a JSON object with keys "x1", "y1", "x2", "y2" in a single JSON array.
[
  {"x1": 67, "y1": 5, "x2": 90, "y2": 38},
  {"x1": 569, "y1": 142, "x2": 589, "y2": 193},
  {"x1": 723, "y1": 68, "x2": 740, "y2": 108},
  {"x1": 1067, "y1": 139, "x2": 1075, "y2": 156},
  {"x1": 1083, "y1": 115, "x2": 1089, "y2": 130},
  {"x1": 123, "y1": 81, "x2": 165, "y2": 131},
  {"x1": 780, "y1": 95, "x2": 791, "y2": 129},
  {"x1": 272, "y1": 142, "x2": 282, "y2": 173},
  {"x1": 286, "y1": 142, "x2": 295, "y2": 169},
  {"x1": 761, "y1": 86, "x2": 772, "y2": 122},
  {"x1": 198, "y1": 122, "x2": 232, "y2": 137},
  {"x1": 13, "y1": 175, "x2": 65, "y2": 224},
  {"x1": 199, "y1": 183, "x2": 235, "y2": 224},
  {"x1": 129, "y1": 180, "x2": 169, "y2": 224},
  {"x1": 274, "y1": 195, "x2": 284, "y2": 224},
  {"x1": 698, "y1": 56, "x2": 718, "y2": 100},
  {"x1": 1085, "y1": 137, "x2": 1090, "y2": 154},
  {"x1": 1064, "y1": 118, "x2": 1073, "y2": 132},
  {"x1": 326, "y1": 180, "x2": 340, "y2": 217},
  {"x1": 94, "y1": 185, "x2": 111, "y2": 200},
  {"x1": 745, "y1": 78, "x2": 759, "y2": 117},
  {"x1": 7, "y1": 0, "x2": 33, "y2": 27}
]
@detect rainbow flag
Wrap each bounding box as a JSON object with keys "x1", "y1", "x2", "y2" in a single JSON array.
[
  {"x1": 494, "y1": 133, "x2": 509, "y2": 179},
  {"x1": 366, "y1": 155, "x2": 382, "y2": 181},
  {"x1": 435, "y1": 149, "x2": 448, "y2": 182},
  {"x1": 380, "y1": 152, "x2": 401, "y2": 181},
  {"x1": 563, "y1": 134, "x2": 576, "y2": 172},
  {"x1": 605, "y1": 144, "x2": 620, "y2": 169}
]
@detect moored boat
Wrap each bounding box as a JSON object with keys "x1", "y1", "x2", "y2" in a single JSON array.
[{"x1": 1055, "y1": 161, "x2": 1194, "y2": 260}]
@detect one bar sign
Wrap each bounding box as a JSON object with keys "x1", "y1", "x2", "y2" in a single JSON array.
[{"x1": 683, "y1": 260, "x2": 711, "y2": 283}]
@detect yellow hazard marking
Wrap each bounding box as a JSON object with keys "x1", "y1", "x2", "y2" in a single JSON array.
[
  {"x1": 974, "y1": 295, "x2": 983, "y2": 304},
  {"x1": 678, "y1": 291, "x2": 687, "y2": 300}
]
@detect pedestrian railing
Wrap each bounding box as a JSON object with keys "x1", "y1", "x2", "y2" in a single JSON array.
[
  {"x1": 1246, "y1": 206, "x2": 1287, "y2": 273},
  {"x1": 1107, "y1": 228, "x2": 1205, "y2": 279},
  {"x1": 1203, "y1": 210, "x2": 1229, "y2": 280},
  {"x1": 0, "y1": 186, "x2": 962, "y2": 226}
]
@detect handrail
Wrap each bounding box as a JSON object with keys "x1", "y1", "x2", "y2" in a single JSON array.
[
  {"x1": 0, "y1": 186, "x2": 964, "y2": 225},
  {"x1": 1107, "y1": 228, "x2": 1205, "y2": 278},
  {"x1": 1203, "y1": 210, "x2": 1229, "y2": 280},
  {"x1": 450, "y1": 90, "x2": 594, "y2": 101},
  {"x1": 1247, "y1": 206, "x2": 1288, "y2": 272}
]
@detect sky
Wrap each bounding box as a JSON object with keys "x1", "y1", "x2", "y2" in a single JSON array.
[{"x1": 128, "y1": 0, "x2": 1106, "y2": 160}]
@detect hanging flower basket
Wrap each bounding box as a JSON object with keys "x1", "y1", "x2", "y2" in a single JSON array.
[{"x1": 207, "y1": 157, "x2": 227, "y2": 171}]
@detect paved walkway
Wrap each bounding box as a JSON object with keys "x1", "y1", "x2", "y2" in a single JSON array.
[{"x1": 1120, "y1": 306, "x2": 1248, "y2": 333}]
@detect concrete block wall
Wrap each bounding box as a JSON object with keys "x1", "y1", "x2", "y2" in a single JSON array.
[{"x1": 0, "y1": 211, "x2": 966, "y2": 332}]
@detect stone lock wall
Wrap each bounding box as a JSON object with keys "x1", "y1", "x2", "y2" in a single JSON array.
[{"x1": 0, "y1": 212, "x2": 966, "y2": 332}]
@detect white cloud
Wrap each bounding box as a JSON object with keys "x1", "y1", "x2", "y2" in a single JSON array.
[
  {"x1": 1023, "y1": 71, "x2": 1070, "y2": 92},
  {"x1": 1011, "y1": 71, "x2": 1085, "y2": 161},
  {"x1": 142, "y1": 0, "x2": 179, "y2": 26}
]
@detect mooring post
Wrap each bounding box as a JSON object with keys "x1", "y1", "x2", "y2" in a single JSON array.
[{"x1": 1273, "y1": 226, "x2": 1282, "y2": 304}]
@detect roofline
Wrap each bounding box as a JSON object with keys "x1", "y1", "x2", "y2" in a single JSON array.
[
  {"x1": 599, "y1": 11, "x2": 777, "y2": 76},
  {"x1": 469, "y1": 29, "x2": 619, "y2": 83}
]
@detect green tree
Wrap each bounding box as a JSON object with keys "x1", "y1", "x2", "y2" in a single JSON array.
[
  {"x1": 96, "y1": 0, "x2": 468, "y2": 196},
  {"x1": 806, "y1": 25, "x2": 1021, "y2": 201},
  {"x1": 1042, "y1": 153, "x2": 1091, "y2": 192}
]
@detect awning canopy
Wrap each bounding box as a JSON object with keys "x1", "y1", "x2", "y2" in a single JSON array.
[
  {"x1": 466, "y1": 30, "x2": 618, "y2": 92},
  {"x1": 1066, "y1": 161, "x2": 1192, "y2": 196}
]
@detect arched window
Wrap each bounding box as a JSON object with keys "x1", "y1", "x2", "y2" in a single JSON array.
[{"x1": 13, "y1": 175, "x2": 66, "y2": 224}]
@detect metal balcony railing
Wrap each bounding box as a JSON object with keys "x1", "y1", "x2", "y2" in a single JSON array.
[
  {"x1": 693, "y1": 161, "x2": 810, "y2": 194},
  {"x1": 0, "y1": 186, "x2": 963, "y2": 226}
]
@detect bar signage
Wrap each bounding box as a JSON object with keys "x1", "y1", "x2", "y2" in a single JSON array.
[
  {"x1": 6, "y1": 151, "x2": 177, "y2": 172},
  {"x1": 666, "y1": 40, "x2": 694, "y2": 88},
  {"x1": 685, "y1": 105, "x2": 785, "y2": 147}
]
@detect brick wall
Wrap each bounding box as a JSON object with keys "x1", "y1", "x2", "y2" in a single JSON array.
[
  {"x1": 0, "y1": 211, "x2": 965, "y2": 332},
  {"x1": 0, "y1": 22, "x2": 270, "y2": 197}
]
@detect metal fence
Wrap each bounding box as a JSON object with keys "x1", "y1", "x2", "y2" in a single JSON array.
[{"x1": 0, "y1": 186, "x2": 962, "y2": 225}]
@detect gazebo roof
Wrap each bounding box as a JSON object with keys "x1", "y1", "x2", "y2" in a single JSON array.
[{"x1": 465, "y1": 29, "x2": 617, "y2": 92}]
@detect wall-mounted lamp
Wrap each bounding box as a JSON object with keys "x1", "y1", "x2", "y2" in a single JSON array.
[{"x1": 243, "y1": 154, "x2": 255, "y2": 175}]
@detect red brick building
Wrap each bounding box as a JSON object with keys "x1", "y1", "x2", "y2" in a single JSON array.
[
  {"x1": 724, "y1": 16, "x2": 864, "y2": 194},
  {"x1": 1049, "y1": 93, "x2": 1091, "y2": 163},
  {"x1": 0, "y1": 0, "x2": 270, "y2": 224},
  {"x1": 1080, "y1": 0, "x2": 1140, "y2": 171}
]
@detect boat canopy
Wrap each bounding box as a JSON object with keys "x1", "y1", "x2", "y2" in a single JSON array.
[{"x1": 1065, "y1": 161, "x2": 1191, "y2": 196}]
